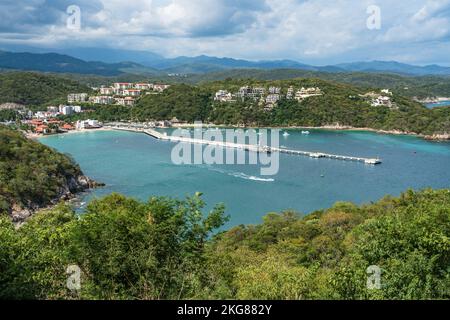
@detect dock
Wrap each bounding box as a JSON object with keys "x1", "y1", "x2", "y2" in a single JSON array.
[{"x1": 106, "y1": 125, "x2": 382, "y2": 165}]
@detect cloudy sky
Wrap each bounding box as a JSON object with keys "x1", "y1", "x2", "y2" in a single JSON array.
[{"x1": 0, "y1": 0, "x2": 449, "y2": 65}]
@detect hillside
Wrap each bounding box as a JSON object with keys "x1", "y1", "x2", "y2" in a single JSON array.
[
  {"x1": 0, "y1": 51, "x2": 160, "y2": 76},
  {"x1": 0, "y1": 188, "x2": 449, "y2": 299},
  {"x1": 187, "y1": 69, "x2": 450, "y2": 99},
  {"x1": 125, "y1": 79, "x2": 448, "y2": 136},
  {"x1": 0, "y1": 72, "x2": 91, "y2": 106},
  {"x1": 0, "y1": 126, "x2": 100, "y2": 223}
]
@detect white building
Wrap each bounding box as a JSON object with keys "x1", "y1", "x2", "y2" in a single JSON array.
[
  {"x1": 61, "y1": 106, "x2": 74, "y2": 115},
  {"x1": 153, "y1": 84, "x2": 170, "y2": 92},
  {"x1": 114, "y1": 83, "x2": 134, "y2": 90},
  {"x1": 76, "y1": 119, "x2": 102, "y2": 130},
  {"x1": 214, "y1": 90, "x2": 233, "y2": 102},
  {"x1": 269, "y1": 87, "x2": 281, "y2": 94},
  {"x1": 68, "y1": 93, "x2": 88, "y2": 103},
  {"x1": 286, "y1": 86, "x2": 294, "y2": 100},
  {"x1": 47, "y1": 106, "x2": 59, "y2": 113},
  {"x1": 372, "y1": 96, "x2": 392, "y2": 107},
  {"x1": 100, "y1": 87, "x2": 115, "y2": 95},
  {"x1": 89, "y1": 96, "x2": 115, "y2": 105},
  {"x1": 295, "y1": 87, "x2": 323, "y2": 101},
  {"x1": 134, "y1": 83, "x2": 153, "y2": 90},
  {"x1": 115, "y1": 97, "x2": 136, "y2": 106},
  {"x1": 266, "y1": 94, "x2": 280, "y2": 104},
  {"x1": 122, "y1": 89, "x2": 141, "y2": 97}
]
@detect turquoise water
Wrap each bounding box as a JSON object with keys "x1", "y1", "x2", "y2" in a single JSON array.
[
  {"x1": 425, "y1": 100, "x2": 450, "y2": 108},
  {"x1": 39, "y1": 129, "x2": 450, "y2": 227}
]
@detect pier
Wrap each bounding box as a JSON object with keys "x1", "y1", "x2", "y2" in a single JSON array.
[{"x1": 106, "y1": 125, "x2": 382, "y2": 165}]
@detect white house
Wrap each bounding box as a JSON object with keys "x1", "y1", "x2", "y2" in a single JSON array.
[
  {"x1": 68, "y1": 93, "x2": 88, "y2": 103},
  {"x1": 115, "y1": 97, "x2": 136, "y2": 106},
  {"x1": 89, "y1": 96, "x2": 115, "y2": 105},
  {"x1": 372, "y1": 96, "x2": 392, "y2": 107},
  {"x1": 114, "y1": 82, "x2": 134, "y2": 90},
  {"x1": 214, "y1": 90, "x2": 233, "y2": 102},
  {"x1": 153, "y1": 84, "x2": 170, "y2": 92},
  {"x1": 134, "y1": 83, "x2": 153, "y2": 90},
  {"x1": 100, "y1": 87, "x2": 115, "y2": 95},
  {"x1": 122, "y1": 89, "x2": 141, "y2": 97}
]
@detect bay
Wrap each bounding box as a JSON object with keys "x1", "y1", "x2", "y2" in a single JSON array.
[{"x1": 39, "y1": 129, "x2": 450, "y2": 227}]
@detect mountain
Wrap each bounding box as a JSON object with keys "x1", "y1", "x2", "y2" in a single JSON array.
[
  {"x1": 147, "y1": 55, "x2": 314, "y2": 73},
  {"x1": 0, "y1": 72, "x2": 92, "y2": 106},
  {"x1": 335, "y1": 61, "x2": 450, "y2": 76},
  {"x1": 1, "y1": 49, "x2": 450, "y2": 77},
  {"x1": 0, "y1": 51, "x2": 160, "y2": 76}
]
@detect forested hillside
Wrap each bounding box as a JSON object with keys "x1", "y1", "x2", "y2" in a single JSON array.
[
  {"x1": 1, "y1": 188, "x2": 449, "y2": 300},
  {"x1": 0, "y1": 126, "x2": 98, "y2": 222},
  {"x1": 0, "y1": 72, "x2": 91, "y2": 106},
  {"x1": 63, "y1": 79, "x2": 450, "y2": 136}
]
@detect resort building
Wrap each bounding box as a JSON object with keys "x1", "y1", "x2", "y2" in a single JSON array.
[
  {"x1": 134, "y1": 83, "x2": 153, "y2": 90},
  {"x1": 67, "y1": 93, "x2": 88, "y2": 103},
  {"x1": 266, "y1": 94, "x2": 281, "y2": 104},
  {"x1": 75, "y1": 119, "x2": 102, "y2": 130},
  {"x1": 115, "y1": 97, "x2": 136, "y2": 106},
  {"x1": 269, "y1": 87, "x2": 281, "y2": 94},
  {"x1": 89, "y1": 96, "x2": 115, "y2": 105},
  {"x1": 371, "y1": 96, "x2": 393, "y2": 108},
  {"x1": 114, "y1": 83, "x2": 134, "y2": 90},
  {"x1": 286, "y1": 86, "x2": 294, "y2": 100},
  {"x1": 122, "y1": 89, "x2": 141, "y2": 97},
  {"x1": 214, "y1": 90, "x2": 233, "y2": 102},
  {"x1": 100, "y1": 87, "x2": 115, "y2": 95},
  {"x1": 295, "y1": 87, "x2": 323, "y2": 101},
  {"x1": 153, "y1": 84, "x2": 171, "y2": 92}
]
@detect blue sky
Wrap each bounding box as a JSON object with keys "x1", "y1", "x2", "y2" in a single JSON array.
[{"x1": 0, "y1": 0, "x2": 450, "y2": 65}]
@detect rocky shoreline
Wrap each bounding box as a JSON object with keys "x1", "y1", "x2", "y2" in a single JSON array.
[{"x1": 11, "y1": 175, "x2": 104, "y2": 225}]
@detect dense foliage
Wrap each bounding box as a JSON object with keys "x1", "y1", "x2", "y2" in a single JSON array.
[
  {"x1": 186, "y1": 69, "x2": 450, "y2": 99},
  {"x1": 0, "y1": 72, "x2": 91, "y2": 106},
  {"x1": 65, "y1": 79, "x2": 450, "y2": 136},
  {"x1": 0, "y1": 126, "x2": 83, "y2": 215},
  {"x1": 0, "y1": 188, "x2": 449, "y2": 300}
]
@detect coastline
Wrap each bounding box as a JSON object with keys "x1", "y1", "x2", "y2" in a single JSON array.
[
  {"x1": 24, "y1": 123, "x2": 449, "y2": 142},
  {"x1": 25, "y1": 127, "x2": 114, "y2": 140},
  {"x1": 173, "y1": 123, "x2": 450, "y2": 141}
]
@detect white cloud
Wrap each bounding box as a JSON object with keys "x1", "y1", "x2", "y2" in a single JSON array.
[{"x1": 0, "y1": 0, "x2": 449, "y2": 64}]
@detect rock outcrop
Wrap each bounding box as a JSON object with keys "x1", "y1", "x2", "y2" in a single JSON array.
[{"x1": 10, "y1": 175, "x2": 104, "y2": 225}]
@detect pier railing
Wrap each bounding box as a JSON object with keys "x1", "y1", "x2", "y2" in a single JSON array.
[{"x1": 106, "y1": 125, "x2": 382, "y2": 165}]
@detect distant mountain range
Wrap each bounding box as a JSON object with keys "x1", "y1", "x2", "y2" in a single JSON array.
[{"x1": 1, "y1": 48, "x2": 450, "y2": 77}]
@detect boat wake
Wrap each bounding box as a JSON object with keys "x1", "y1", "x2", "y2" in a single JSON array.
[
  {"x1": 206, "y1": 167, "x2": 275, "y2": 182},
  {"x1": 229, "y1": 172, "x2": 275, "y2": 182}
]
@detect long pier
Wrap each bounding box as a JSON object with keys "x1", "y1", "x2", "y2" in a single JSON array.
[{"x1": 106, "y1": 125, "x2": 382, "y2": 165}]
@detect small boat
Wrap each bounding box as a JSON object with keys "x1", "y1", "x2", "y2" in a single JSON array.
[
  {"x1": 283, "y1": 131, "x2": 290, "y2": 137},
  {"x1": 301, "y1": 131, "x2": 310, "y2": 135}
]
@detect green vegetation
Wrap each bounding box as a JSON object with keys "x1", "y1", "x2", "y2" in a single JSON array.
[
  {"x1": 0, "y1": 72, "x2": 91, "y2": 107},
  {"x1": 0, "y1": 188, "x2": 449, "y2": 300},
  {"x1": 186, "y1": 69, "x2": 450, "y2": 99},
  {"x1": 0, "y1": 126, "x2": 84, "y2": 216},
  {"x1": 65, "y1": 79, "x2": 449, "y2": 136}
]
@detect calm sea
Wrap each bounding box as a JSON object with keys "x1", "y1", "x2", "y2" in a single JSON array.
[{"x1": 39, "y1": 129, "x2": 450, "y2": 227}]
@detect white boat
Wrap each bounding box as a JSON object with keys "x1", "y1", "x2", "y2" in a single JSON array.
[
  {"x1": 301, "y1": 131, "x2": 310, "y2": 135},
  {"x1": 283, "y1": 131, "x2": 290, "y2": 137}
]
